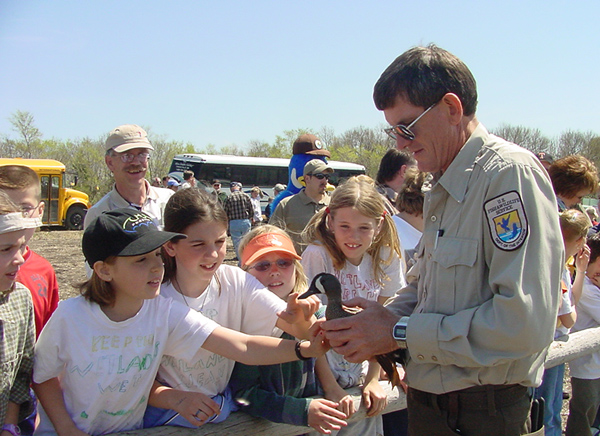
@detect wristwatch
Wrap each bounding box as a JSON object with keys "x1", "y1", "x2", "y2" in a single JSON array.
[
  {"x1": 1, "y1": 425, "x2": 21, "y2": 436},
  {"x1": 392, "y1": 316, "x2": 410, "y2": 349}
]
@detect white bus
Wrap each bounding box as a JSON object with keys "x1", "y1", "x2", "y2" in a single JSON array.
[{"x1": 168, "y1": 153, "x2": 366, "y2": 203}]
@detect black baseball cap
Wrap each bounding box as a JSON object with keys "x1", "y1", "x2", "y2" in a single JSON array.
[{"x1": 83, "y1": 208, "x2": 186, "y2": 266}]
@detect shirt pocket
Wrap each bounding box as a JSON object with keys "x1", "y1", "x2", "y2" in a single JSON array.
[{"x1": 430, "y1": 237, "x2": 479, "y2": 313}]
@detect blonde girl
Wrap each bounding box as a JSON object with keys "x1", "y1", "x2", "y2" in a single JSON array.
[
  {"x1": 144, "y1": 189, "x2": 319, "y2": 427},
  {"x1": 302, "y1": 175, "x2": 407, "y2": 434},
  {"x1": 229, "y1": 225, "x2": 355, "y2": 434},
  {"x1": 303, "y1": 175, "x2": 404, "y2": 304},
  {"x1": 32, "y1": 209, "x2": 326, "y2": 436}
]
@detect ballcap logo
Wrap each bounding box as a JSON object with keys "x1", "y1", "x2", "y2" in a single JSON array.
[
  {"x1": 122, "y1": 213, "x2": 156, "y2": 233},
  {"x1": 314, "y1": 139, "x2": 323, "y2": 149}
]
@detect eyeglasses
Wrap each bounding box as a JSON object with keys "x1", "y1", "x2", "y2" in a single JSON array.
[
  {"x1": 384, "y1": 102, "x2": 437, "y2": 141},
  {"x1": 248, "y1": 258, "x2": 294, "y2": 272},
  {"x1": 21, "y1": 203, "x2": 41, "y2": 218},
  {"x1": 114, "y1": 152, "x2": 151, "y2": 163},
  {"x1": 309, "y1": 173, "x2": 330, "y2": 180}
]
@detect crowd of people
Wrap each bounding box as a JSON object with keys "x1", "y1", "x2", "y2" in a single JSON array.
[{"x1": 2, "y1": 44, "x2": 600, "y2": 436}]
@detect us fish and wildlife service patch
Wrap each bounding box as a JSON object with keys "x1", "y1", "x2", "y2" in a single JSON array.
[{"x1": 484, "y1": 191, "x2": 528, "y2": 251}]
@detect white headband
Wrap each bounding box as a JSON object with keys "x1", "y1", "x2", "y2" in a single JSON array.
[{"x1": 0, "y1": 212, "x2": 42, "y2": 235}]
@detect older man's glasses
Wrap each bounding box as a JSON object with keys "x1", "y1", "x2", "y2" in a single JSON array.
[
  {"x1": 309, "y1": 173, "x2": 330, "y2": 180},
  {"x1": 248, "y1": 259, "x2": 294, "y2": 272},
  {"x1": 384, "y1": 102, "x2": 437, "y2": 141},
  {"x1": 114, "y1": 152, "x2": 151, "y2": 163}
]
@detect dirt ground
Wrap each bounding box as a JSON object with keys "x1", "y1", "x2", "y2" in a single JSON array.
[
  {"x1": 29, "y1": 229, "x2": 86, "y2": 300},
  {"x1": 28, "y1": 228, "x2": 573, "y2": 432}
]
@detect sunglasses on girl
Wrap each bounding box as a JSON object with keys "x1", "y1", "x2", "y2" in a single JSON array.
[{"x1": 248, "y1": 258, "x2": 294, "y2": 272}]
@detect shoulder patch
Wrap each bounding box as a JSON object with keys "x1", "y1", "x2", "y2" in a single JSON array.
[{"x1": 484, "y1": 191, "x2": 528, "y2": 251}]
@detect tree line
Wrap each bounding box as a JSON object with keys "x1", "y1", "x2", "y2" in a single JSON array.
[{"x1": 2, "y1": 110, "x2": 599, "y2": 204}]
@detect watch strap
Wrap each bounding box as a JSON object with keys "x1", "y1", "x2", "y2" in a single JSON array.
[{"x1": 2, "y1": 425, "x2": 21, "y2": 436}]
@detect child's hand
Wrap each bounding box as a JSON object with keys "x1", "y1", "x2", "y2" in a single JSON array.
[
  {"x1": 323, "y1": 387, "x2": 356, "y2": 418},
  {"x1": 300, "y1": 325, "x2": 330, "y2": 358},
  {"x1": 362, "y1": 379, "x2": 388, "y2": 417},
  {"x1": 279, "y1": 292, "x2": 320, "y2": 324},
  {"x1": 170, "y1": 391, "x2": 221, "y2": 427},
  {"x1": 576, "y1": 244, "x2": 591, "y2": 273},
  {"x1": 307, "y1": 398, "x2": 348, "y2": 434}
]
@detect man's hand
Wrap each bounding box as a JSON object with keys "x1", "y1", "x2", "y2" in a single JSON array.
[{"x1": 321, "y1": 298, "x2": 399, "y2": 362}]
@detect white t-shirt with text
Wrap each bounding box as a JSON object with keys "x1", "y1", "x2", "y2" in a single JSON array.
[{"x1": 33, "y1": 295, "x2": 218, "y2": 436}]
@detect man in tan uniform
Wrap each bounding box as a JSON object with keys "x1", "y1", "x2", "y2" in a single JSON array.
[
  {"x1": 269, "y1": 159, "x2": 333, "y2": 254},
  {"x1": 321, "y1": 45, "x2": 562, "y2": 435}
]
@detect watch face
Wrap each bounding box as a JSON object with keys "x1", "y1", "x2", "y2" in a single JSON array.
[{"x1": 393, "y1": 324, "x2": 407, "y2": 340}]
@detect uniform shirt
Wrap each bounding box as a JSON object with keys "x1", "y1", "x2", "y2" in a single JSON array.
[
  {"x1": 83, "y1": 181, "x2": 173, "y2": 230},
  {"x1": 0, "y1": 283, "x2": 35, "y2": 425},
  {"x1": 223, "y1": 191, "x2": 253, "y2": 221},
  {"x1": 387, "y1": 123, "x2": 563, "y2": 394},
  {"x1": 269, "y1": 189, "x2": 330, "y2": 254}
]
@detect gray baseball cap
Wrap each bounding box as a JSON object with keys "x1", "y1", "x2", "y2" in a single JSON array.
[{"x1": 303, "y1": 159, "x2": 333, "y2": 177}]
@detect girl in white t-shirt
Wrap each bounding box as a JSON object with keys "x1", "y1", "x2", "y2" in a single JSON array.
[
  {"x1": 144, "y1": 188, "x2": 320, "y2": 428},
  {"x1": 302, "y1": 175, "x2": 406, "y2": 435},
  {"x1": 32, "y1": 209, "x2": 326, "y2": 436}
]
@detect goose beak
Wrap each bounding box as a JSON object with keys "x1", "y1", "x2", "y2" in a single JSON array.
[{"x1": 298, "y1": 288, "x2": 319, "y2": 299}]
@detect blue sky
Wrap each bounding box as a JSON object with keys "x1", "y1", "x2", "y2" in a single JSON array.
[{"x1": 1, "y1": 1, "x2": 598, "y2": 150}]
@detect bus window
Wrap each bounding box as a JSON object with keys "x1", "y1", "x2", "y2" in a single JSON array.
[
  {"x1": 50, "y1": 176, "x2": 60, "y2": 223},
  {"x1": 40, "y1": 176, "x2": 50, "y2": 223}
]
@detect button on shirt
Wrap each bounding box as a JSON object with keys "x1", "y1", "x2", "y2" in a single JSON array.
[{"x1": 387, "y1": 123, "x2": 563, "y2": 394}]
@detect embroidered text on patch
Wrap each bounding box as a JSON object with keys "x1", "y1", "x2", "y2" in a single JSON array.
[{"x1": 484, "y1": 191, "x2": 528, "y2": 251}]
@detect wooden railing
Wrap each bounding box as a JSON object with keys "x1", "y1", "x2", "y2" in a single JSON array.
[{"x1": 113, "y1": 326, "x2": 600, "y2": 436}]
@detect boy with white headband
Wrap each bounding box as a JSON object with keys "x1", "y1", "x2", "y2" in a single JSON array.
[{"x1": 0, "y1": 191, "x2": 38, "y2": 435}]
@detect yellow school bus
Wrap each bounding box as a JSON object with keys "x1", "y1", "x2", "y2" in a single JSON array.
[{"x1": 0, "y1": 158, "x2": 91, "y2": 230}]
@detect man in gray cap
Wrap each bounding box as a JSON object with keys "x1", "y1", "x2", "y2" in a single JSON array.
[
  {"x1": 83, "y1": 124, "x2": 174, "y2": 230},
  {"x1": 269, "y1": 159, "x2": 334, "y2": 254}
]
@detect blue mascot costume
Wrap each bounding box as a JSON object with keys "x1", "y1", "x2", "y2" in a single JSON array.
[{"x1": 270, "y1": 134, "x2": 330, "y2": 214}]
